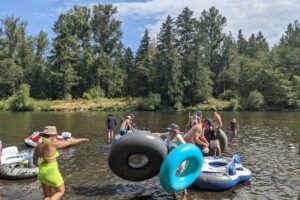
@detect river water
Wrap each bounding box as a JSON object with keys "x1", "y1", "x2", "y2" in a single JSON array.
[{"x1": 0, "y1": 111, "x2": 299, "y2": 200}]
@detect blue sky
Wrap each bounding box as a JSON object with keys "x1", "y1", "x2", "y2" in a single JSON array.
[{"x1": 1, "y1": 0, "x2": 300, "y2": 52}]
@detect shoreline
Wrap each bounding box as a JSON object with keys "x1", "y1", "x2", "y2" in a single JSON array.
[{"x1": 1, "y1": 98, "x2": 299, "y2": 112}]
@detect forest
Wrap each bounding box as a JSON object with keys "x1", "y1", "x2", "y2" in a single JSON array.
[{"x1": 0, "y1": 4, "x2": 299, "y2": 111}]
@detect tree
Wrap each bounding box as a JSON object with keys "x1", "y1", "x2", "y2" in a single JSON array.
[
  {"x1": 50, "y1": 12, "x2": 80, "y2": 99},
  {"x1": 237, "y1": 29, "x2": 248, "y2": 55},
  {"x1": 90, "y1": 4, "x2": 124, "y2": 97},
  {"x1": 155, "y1": 15, "x2": 185, "y2": 109},
  {"x1": 199, "y1": 7, "x2": 227, "y2": 76},
  {"x1": 131, "y1": 29, "x2": 152, "y2": 96},
  {"x1": 0, "y1": 16, "x2": 27, "y2": 96}
]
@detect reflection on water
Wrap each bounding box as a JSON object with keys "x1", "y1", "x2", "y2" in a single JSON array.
[{"x1": 0, "y1": 111, "x2": 300, "y2": 199}]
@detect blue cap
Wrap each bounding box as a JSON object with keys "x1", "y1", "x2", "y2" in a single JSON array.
[{"x1": 196, "y1": 110, "x2": 202, "y2": 117}]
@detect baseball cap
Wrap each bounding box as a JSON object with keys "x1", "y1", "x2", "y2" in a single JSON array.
[
  {"x1": 203, "y1": 118, "x2": 213, "y2": 126},
  {"x1": 196, "y1": 110, "x2": 202, "y2": 117},
  {"x1": 166, "y1": 123, "x2": 180, "y2": 130}
]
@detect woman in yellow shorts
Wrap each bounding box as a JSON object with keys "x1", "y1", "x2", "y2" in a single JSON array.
[{"x1": 33, "y1": 126, "x2": 89, "y2": 200}]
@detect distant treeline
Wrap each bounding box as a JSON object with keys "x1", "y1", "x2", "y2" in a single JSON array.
[{"x1": 0, "y1": 4, "x2": 299, "y2": 110}]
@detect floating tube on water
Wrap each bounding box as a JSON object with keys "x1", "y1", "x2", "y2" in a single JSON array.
[
  {"x1": 108, "y1": 130, "x2": 168, "y2": 181},
  {"x1": 0, "y1": 162, "x2": 38, "y2": 180},
  {"x1": 192, "y1": 155, "x2": 252, "y2": 190},
  {"x1": 159, "y1": 144, "x2": 203, "y2": 192}
]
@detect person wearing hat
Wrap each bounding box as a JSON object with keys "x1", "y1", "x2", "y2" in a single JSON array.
[
  {"x1": 119, "y1": 115, "x2": 135, "y2": 136},
  {"x1": 33, "y1": 126, "x2": 89, "y2": 200},
  {"x1": 154, "y1": 123, "x2": 186, "y2": 152}
]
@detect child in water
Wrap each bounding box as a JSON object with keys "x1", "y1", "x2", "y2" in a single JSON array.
[{"x1": 230, "y1": 118, "x2": 239, "y2": 137}]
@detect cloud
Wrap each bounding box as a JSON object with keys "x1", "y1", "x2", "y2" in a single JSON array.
[{"x1": 113, "y1": 0, "x2": 300, "y2": 46}]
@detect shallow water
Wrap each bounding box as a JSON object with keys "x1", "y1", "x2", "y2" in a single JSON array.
[{"x1": 0, "y1": 111, "x2": 299, "y2": 200}]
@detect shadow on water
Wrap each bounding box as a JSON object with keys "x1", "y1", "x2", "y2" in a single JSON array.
[{"x1": 71, "y1": 183, "x2": 174, "y2": 200}]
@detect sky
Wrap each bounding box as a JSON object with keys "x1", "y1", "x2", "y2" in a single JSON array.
[{"x1": 1, "y1": 0, "x2": 300, "y2": 52}]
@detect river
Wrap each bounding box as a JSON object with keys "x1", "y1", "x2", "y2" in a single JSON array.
[{"x1": 0, "y1": 111, "x2": 299, "y2": 200}]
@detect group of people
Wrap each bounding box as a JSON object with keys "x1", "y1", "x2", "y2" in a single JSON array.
[
  {"x1": 155, "y1": 108, "x2": 227, "y2": 157},
  {"x1": 106, "y1": 114, "x2": 135, "y2": 141}
]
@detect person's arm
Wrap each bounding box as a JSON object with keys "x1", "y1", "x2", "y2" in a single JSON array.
[
  {"x1": 33, "y1": 146, "x2": 40, "y2": 166},
  {"x1": 217, "y1": 115, "x2": 223, "y2": 128},
  {"x1": 194, "y1": 127, "x2": 206, "y2": 146},
  {"x1": 53, "y1": 138, "x2": 89, "y2": 149},
  {"x1": 152, "y1": 132, "x2": 169, "y2": 137},
  {"x1": 184, "y1": 116, "x2": 192, "y2": 132},
  {"x1": 176, "y1": 133, "x2": 186, "y2": 144},
  {"x1": 127, "y1": 121, "x2": 135, "y2": 131}
]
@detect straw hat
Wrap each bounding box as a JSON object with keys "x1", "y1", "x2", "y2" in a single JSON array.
[{"x1": 43, "y1": 126, "x2": 57, "y2": 135}]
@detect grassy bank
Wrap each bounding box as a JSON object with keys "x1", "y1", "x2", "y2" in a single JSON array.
[{"x1": 0, "y1": 97, "x2": 233, "y2": 112}]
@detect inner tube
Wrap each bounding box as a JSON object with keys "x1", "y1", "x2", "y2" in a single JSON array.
[
  {"x1": 108, "y1": 130, "x2": 168, "y2": 181},
  {"x1": 0, "y1": 162, "x2": 38, "y2": 180},
  {"x1": 159, "y1": 144, "x2": 203, "y2": 192}
]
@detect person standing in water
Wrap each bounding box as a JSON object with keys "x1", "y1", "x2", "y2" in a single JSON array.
[
  {"x1": 106, "y1": 114, "x2": 117, "y2": 141},
  {"x1": 230, "y1": 118, "x2": 239, "y2": 137},
  {"x1": 210, "y1": 107, "x2": 223, "y2": 156},
  {"x1": 33, "y1": 126, "x2": 89, "y2": 200}
]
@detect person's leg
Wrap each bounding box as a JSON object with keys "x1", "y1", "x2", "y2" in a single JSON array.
[
  {"x1": 51, "y1": 184, "x2": 65, "y2": 200},
  {"x1": 111, "y1": 128, "x2": 114, "y2": 139},
  {"x1": 41, "y1": 183, "x2": 52, "y2": 200}
]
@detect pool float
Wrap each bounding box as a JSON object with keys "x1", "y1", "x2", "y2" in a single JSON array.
[
  {"x1": 0, "y1": 162, "x2": 38, "y2": 180},
  {"x1": 108, "y1": 130, "x2": 168, "y2": 181},
  {"x1": 192, "y1": 155, "x2": 252, "y2": 190},
  {"x1": 159, "y1": 144, "x2": 203, "y2": 192},
  {"x1": 1, "y1": 146, "x2": 32, "y2": 165},
  {"x1": 24, "y1": 131, "x2": 74, "y2": 147}
]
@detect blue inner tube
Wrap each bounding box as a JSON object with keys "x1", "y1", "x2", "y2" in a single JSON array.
[
  {"x1": 159, "y1": 144, "x2": 204, "y2": 192},
  {"x1": 108, "y1": 131, "x2": 168, "y2": 181}
]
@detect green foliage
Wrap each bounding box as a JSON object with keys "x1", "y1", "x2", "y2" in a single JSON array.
[
  {"x1": 83, "y1": 86, "x2": 105, "y2": 100},
  {"x1": 242, "y1": 90, "x2": 264, "y2": 110},
  {"x1": 138, "y1": 93, "x2": 161, "y2": 111},
  {"x1": 8, "y1": 84, "x2": 36, "y2": 111},
  {"x1": 218, "y1": 89, "x2": 237, "y2": 101},
  {"x1": 0, "y1": 100, "x2": 7, "y2": 111},
  {"x1": 223, "y1": 98, "x2": 240, "y2": 111}
]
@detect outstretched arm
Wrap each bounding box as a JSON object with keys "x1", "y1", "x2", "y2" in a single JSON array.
[{"x1": 53, "y1": 138, "x2": 89, "y2": 149}]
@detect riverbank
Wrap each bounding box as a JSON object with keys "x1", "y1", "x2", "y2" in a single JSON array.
[{"x1": 0, "y1": 97, "x2": 233, "y2": 112}]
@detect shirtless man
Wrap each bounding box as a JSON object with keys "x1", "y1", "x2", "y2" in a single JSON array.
[
  {"x1": 119, "y1": 115, "x2": 135, "y2": 136},
  {"x1": 183, "y1": 122, "x2": 209, "y2": 153},
  {"x1": 210, "y1": 107, "x2": 223, "y2": 156}
]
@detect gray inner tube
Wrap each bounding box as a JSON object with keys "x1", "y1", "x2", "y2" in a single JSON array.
[
  {"x1": 108, "y1": 131, "x2": 168, "y2": 181},
  {"x1": 0, "y1": 163, "x2": 38, "y2": 180}
]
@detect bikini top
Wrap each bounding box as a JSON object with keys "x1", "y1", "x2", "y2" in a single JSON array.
[{"x1": 43, "y1": 151, "x2": 59, "y2": 160}]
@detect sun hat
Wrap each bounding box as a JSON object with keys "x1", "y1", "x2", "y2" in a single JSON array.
[
  {"x1": 43, "y1": 126, "x2": 57, "y2": 135},
  {"x1": 166, "y1": 123, "x2": 180, "y2": 131}
]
